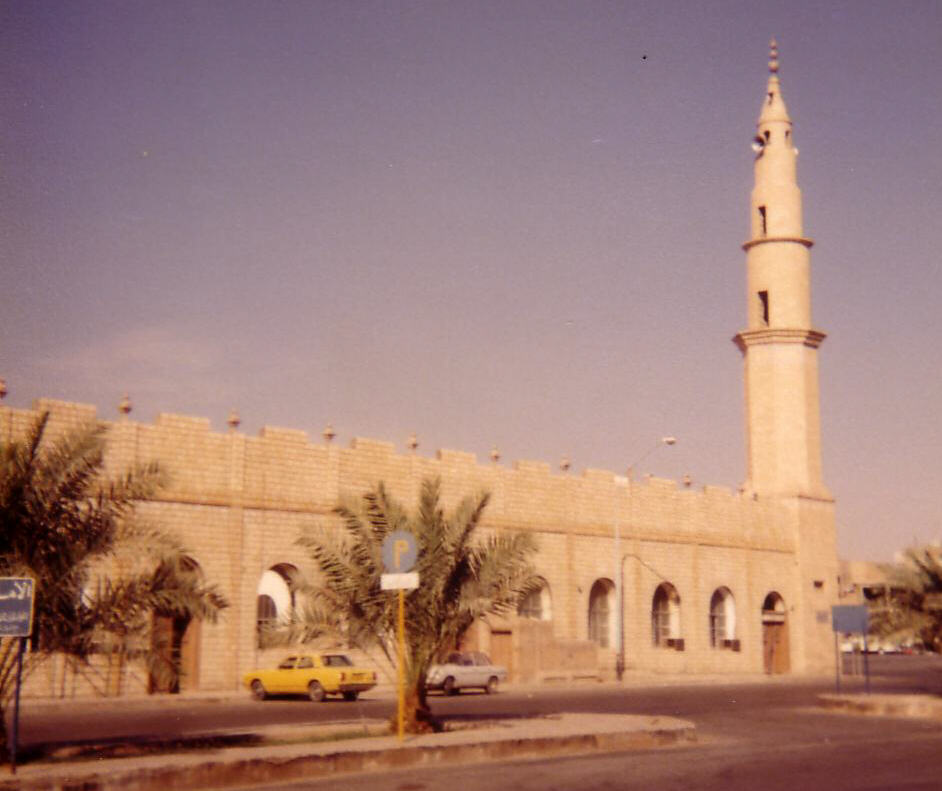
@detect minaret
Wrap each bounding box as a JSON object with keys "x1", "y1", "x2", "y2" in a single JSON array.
[{"x1": 734, "y1": 41, "x2": 829, "y2": 500}]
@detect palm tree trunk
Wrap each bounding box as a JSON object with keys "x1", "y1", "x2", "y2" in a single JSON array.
[
  {"x1": 394, "y1": 679, "x2": 440, "y2": 734},
  {"x1": 402, "y1": 688, "x2": 436, "y2": 733}
]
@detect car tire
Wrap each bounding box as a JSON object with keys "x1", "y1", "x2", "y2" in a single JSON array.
[
  {"x1": 308, "y1": 681, "x2": 326, "y2": 702},
  {"x1": 485, "y1": 676, "x2": 499, "y2": 695},
  {"x1": 342, "y1": 691, "x2": 359, "y2": 702},
  {"x1": 250, "y1": 680, "x2": 266, "y2": 701},
  {"x1": 443, "y1": 676, "x2": 458, "y2": 695}
]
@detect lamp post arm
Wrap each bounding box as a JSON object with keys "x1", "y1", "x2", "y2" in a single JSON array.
[
  {"x1": 627, "y1": 436, "x2": 677, "y2": 479},
  {"x1": 616, "y1": 551, "x2": 670, "y2": 682},
  {"x1": 614, "y1": 436, "x2": 675, "y2": 682},
  {"x1": 621, "y1": 552, "x2": 670, "y2": 584}
]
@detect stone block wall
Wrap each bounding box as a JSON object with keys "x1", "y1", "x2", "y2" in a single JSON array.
[{"x1": 2, "y1": 396, "x2": 837, "y2": 698}]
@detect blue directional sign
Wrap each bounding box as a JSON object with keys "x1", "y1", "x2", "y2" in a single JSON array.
[
  {"x1": 0, "y1": 578, "x2": 36, "y2": 637},
  {"x1": 831, "y1": 604, "x2": 868, "y2": 634}
]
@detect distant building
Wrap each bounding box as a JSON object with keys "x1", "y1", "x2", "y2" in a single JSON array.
[{"x1": 3, "y1": 42, "x2": 840, "y2": 698}]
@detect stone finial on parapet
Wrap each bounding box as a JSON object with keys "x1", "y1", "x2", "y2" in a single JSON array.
[
  {"x1": 683, "y1": 473, "x2": 692, "y2": 488},
  {"x1": 0, "y1": 378, "x2": 6, "y2": 400},
  {"x1": 322, "y1": 423, "x2": 336, "y2": 444},
  {"x1": 118, "y1": 393, "x2": 132, "y2": 417},
  {"x1": 559, "y1": 455, "x2": 571, "y2": 472},
  {"x1": 227, "y1": 408, "x2": 241, "y2": 432},
  {"x1": 407, "y1": 432, "x2": 418, "y2": 453},
  {"x1": 490, "y1": 445, "x2": 501, "y2": 464}
]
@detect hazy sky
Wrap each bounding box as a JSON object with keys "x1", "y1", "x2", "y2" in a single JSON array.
[{"x1": 2, "y1": 1, "x2": 940, "y2": 562}]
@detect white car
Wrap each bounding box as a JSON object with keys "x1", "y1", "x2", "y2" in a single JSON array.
[{"x1": 426, "y1": 651, "x2": 507, "y2": 694}]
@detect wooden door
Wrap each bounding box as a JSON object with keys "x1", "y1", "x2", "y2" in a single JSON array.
[
  {"x1": 149, "y1": 614, "x2": 200, "y2": 693},
  {"x1": 762, "y1": 622, "x2": 790, "y2": 674},
  {"x1": 178, "y1": 616, "x2": 201, "y2": 691}
]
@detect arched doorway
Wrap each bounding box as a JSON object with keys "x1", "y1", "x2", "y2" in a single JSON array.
[
  {"x1": 149, "y1": 556, "x2": 204, "y2": 694},
  {"x1": 761, "y1": 592, "x2": 789, "y2": 674}
]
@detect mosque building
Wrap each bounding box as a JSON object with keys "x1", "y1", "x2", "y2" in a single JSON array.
[{"x1": 2, "y1": 42, "x2": 839, "y2": 696}]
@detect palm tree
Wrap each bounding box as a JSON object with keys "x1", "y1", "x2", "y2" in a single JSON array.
[
  {"x1": 289, "y1": 477, "x2": 539, "y2": 732},
  {"x1": 870, "y1": 546, "x2": 942, "y2": 653},
  {"x1": 0, "y1": 412, "x2": 227, "y2": 761}
]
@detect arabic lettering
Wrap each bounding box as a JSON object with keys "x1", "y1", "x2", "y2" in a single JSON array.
[{"x1": 0, "y1": 580, "x2": 33, "y2": 601}]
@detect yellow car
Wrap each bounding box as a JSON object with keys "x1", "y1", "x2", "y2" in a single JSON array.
[{"x1": 243, "y1": 653, "x2": 377, "y2": 702}]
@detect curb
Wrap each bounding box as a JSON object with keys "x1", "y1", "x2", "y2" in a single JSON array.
[
  {"x1": 0, "y1": 715, "x2": 695, "y2": 791},
  {"x1": 819, "y1": 693, "x2": 942, "y2": 720}
]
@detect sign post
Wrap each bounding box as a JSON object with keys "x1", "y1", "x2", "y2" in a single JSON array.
[
  {"x1": 380, "y1": 531, "x2": 418, "y2": 741},
  {"x1": 1, "y1": 577, "x2": 36, "y2": 774},
  {"x1": 831, "y1": 605, "x2": 870, "y2": 695}
]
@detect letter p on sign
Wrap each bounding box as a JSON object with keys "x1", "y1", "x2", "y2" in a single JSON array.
[{"x1": 382, "y1": 530, "x2": 417, "y2": 573}]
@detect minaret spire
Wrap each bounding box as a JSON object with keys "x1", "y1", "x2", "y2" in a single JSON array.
[
  {"x1": 758, "y1": 38, "x2": 792, "y2": 130},
  {"x1": 734, "y1": 42, "x2": 829, "y2": 500}
]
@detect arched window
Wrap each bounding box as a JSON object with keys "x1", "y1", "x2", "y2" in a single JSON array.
[
  {"x1": 588, "y1": 579, "x2": 614, "y2": 648},
  {"x1": 256, "y1": 594, "x2": 277, "y2": 634},
  {"x1": 518, "y1": 580, "x2": 552, "y2": 621},
  {"x1": 256, "y1": 563, "x2": 300, "y2": 648},
  {"x1": 709, "y1": 587, "x2": 737, "y2": 649},
  {"x1": 651, "y1": 583, "x2": 682, "y2": 648}
]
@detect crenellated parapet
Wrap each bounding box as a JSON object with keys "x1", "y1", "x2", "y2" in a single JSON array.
[{"x1": 0, "y1": 396, "x2": 795, "y2": 554}]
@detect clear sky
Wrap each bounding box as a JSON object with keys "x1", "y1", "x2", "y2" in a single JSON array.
[{"x1": 2, "y1": 1, "x2": 940, "y2": 562}]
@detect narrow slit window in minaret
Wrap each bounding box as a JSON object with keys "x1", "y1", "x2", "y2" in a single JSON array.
[
  {"x1": 763, "y1": 130, "x2": 770, "y2": 142},
  {"x1": 767, "y1": 92, "x2": 773, "y2": 104},
  {"x1": 758, "y1": 291, "x2": 769, "y2": 325},
  {"x1": 785, "y1": 130, "x2": 790, "y2": 142},
  {"x1": 758, "y1": 206, "x2": 767, "y2": 235}
]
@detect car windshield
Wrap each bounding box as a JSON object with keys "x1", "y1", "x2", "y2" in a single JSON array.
[{"x1": 323, "y1": 654, "x2": 353, "y2": 667}]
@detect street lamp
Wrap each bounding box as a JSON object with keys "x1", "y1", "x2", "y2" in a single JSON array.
[{"x1": 614, "y1": 436, "x2": 677, "y2": 681}]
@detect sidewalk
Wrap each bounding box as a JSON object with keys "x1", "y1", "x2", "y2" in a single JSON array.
[
  {"x1": 818, "y1": 693, "x2": 942, "y2": 720},
  {"x1": 0, "y1": 712, "x2": 696, "y2": 791}
]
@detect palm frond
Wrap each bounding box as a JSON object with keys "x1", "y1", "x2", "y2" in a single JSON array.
[
  {"x1": 0, "y1": 412, "x2": 228, "y2": 710},
  {"x1": 290, "y1": 476, "x2": 538, "y2": 730}
]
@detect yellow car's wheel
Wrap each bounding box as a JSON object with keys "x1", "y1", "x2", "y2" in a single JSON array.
[
  {"x1": 308, "y1": 681, "x2": 326, "y2": 702},
  {"x1": 250, "y1": 680, "x2": 266, "y2": 701}
]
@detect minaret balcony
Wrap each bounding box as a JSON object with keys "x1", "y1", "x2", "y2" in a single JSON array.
[
  {"x1": 742, "y1": 235, "x2": 813, "y2": 252},
  {"x1": 733, "y1": 327, "x2": 826, "y2": 353}
]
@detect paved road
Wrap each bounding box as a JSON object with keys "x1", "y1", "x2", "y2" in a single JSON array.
[
  {"x1": 13, "y1": 654, "x2": 942, "y2": 791},
  {"x1": 239, "y1": 656, "x2": 942, "y2": 791},
  {"x1": 15, "y1": 655, "x2": 942, "y2": 750},
  {"x1": 280, "y1": 717, "x2": 942, "y2": 791}
]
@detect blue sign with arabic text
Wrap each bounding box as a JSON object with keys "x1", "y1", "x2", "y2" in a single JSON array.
[
  {"x1": 831, "y1": 604, "x2": 868, "y2": 634},
  {"x1": 0, "y1": 578, "x2": 36, "y2": 637}
]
